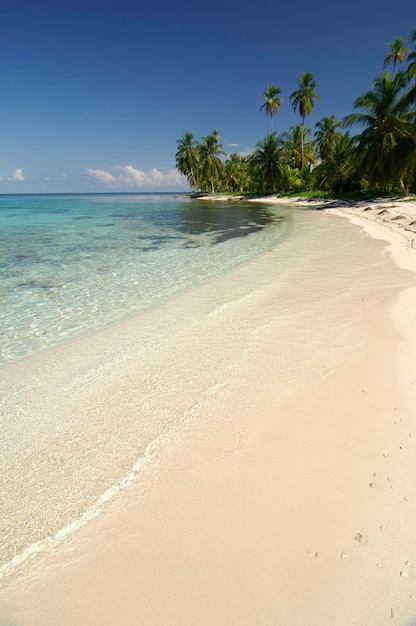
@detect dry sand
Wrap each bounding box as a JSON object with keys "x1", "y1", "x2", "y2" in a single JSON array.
[{"x1": 1, "y1": 198, "x2": 416, "y2": 625}]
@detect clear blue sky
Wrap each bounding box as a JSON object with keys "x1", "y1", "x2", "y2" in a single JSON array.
[{"x1": 1, "y1": 0, "x2": 415, "y2": 193}]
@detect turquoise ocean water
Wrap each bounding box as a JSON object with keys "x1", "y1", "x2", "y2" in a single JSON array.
[
  {"x1": 1, "y1": 194, "x2": 408, "y2": 593},
  {"x1": 0, "y1": 193, "x2": 293, "y2": 584},
  {"x1": 0, "y1": 193, "x2": 290, "y2": 365}
]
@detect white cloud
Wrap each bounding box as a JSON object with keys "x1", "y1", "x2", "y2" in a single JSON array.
[
  {"x1": 86, "y1": 168, "x2": 118, "y2": 183},
  {"x1": 238, "y1": 148, "x2": 254, "y2": 157},
  {"x1": 121, "y1": 165, "x2": 147, "y2": 186},
  {"x1": 11, "y1": 168, "x2": 25, "y2": 181},
  {"x1": 226, "y1": 143, "x2": 239, "y2": 148},
  {"x1": 165, "y1": 168, "x2": 184, "y2": 186},
  {"x1": 85, "y1": 164, "x2": 186, "y2": 189},
  {"x1": 147, "y1": 167, "x2": 165, "y2": 184}
]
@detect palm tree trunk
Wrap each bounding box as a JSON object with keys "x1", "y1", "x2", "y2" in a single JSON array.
[
  {"x1": 301, "y1": 117, "x2": 305, "y2": 168},
  {"x1": 399, "y1": 177, "x2": 409, "y2": 195}
]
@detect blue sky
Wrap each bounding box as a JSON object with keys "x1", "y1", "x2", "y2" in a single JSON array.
[{"x1": 1, "y1": 0, "x2": 415, "y2": 193}]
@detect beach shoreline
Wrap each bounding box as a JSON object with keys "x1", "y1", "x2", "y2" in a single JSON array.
[
  {"x1": 1, "y1": 199, "x2": 416, "y2": 625},
  {"x1": 198, "y1": 192, "x2": 416, "y2": 272}
]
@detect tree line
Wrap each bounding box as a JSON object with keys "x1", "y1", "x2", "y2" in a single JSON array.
[{"x1": 175, "y1": 31, "x2": 416, "y2": 196}]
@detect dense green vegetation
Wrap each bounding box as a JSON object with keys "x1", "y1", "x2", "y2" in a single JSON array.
[{"x1": 175, "y1": 30, "x2": 416, "y2": 197}]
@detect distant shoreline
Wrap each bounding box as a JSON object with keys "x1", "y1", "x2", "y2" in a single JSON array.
[{"x1": 195, "y1": 192, "x2": 416, "y2": 269}]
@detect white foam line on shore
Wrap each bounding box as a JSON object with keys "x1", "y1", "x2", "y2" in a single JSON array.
[
  {"x1": 0, "y1": 377, "x2": 229, "y2": 587},
  {"x1": 0, "y1": 440, "x2": 158, "y2": 585}
]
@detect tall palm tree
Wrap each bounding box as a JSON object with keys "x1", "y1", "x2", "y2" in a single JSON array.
[
  {"x1": 198, "y1": 131, "x2": 226, "y2": 193},
  {"x1": 289, "y1": 72, "x2": 320, "y2": 166},
  {"x1": 280, "y1": 124, "x2": 317, "y2": 169},
  {"x1": 314, "y1": 115, "x2": 342, "y2": 163},
  {"x1": 260, "y1": 85, "x2": 283, "y2": 132},
  {"x1": 252, "y1": 133, "x2": 284, "y2": 193},
  {"x1": 175, "y1": 132, "x2": 199, "y2": 190},
  {"x1": 344, "y1": 71, "x2": 416, "y2": 192},
  {"x1": 384, "y1": 36, "x2": 410, "y2": 76}
]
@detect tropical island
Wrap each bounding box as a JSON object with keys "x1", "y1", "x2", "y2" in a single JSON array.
[{"x1": 176, "y1": 31, "x2": 416, "y2": 197}]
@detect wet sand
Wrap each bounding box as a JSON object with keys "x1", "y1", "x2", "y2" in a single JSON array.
[{"x1": 1, "y1": 205, "x2": 416, "y2": 625}]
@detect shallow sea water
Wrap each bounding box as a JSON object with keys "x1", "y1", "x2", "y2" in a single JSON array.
[
  {"x1": 0, "y1": 193, "x2": 290, "y2": 364},
  {"x1": 0, "y1": 193, "x2": 291, "y2": 585},
  {"x1": 1, "y1": 200, "x2": 410, "y2": 595}
]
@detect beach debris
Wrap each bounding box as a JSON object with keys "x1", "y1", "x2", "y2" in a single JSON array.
[
  {"x1": 410, "y1": 594, "x2": 415, "y2": 600},
  {"x1": 354, "y1": 533, "x2": 367, "y2": 544},
  {"x1": 383, "y1": 453, "x2": 389, "y2": 458},
  {"x1": 400, "y1": 570, "x2": 409, "y2": 578},
  {"x1": 409, "y1": 432, "x2": 414, "y2": 437},
  {"x1": 405, "y1": 560, "x2": 411, "y2": 566},
  {"x1": 373, "y1": 472, "x2": 379, "y2": 478},
  {"x1": 404, "y1": 496, "x2": 410, "y2": 502},
  {"x1": 380, "y1": 525, "x2": 385, "y2": 530},
  {"x1": 369, "y1": 482, "x2": 375, "y2": 487},
  {"x1": 377, "y1": 563, "x2": 382, "y2": 568},
  {"x1": 340, "y1": 552, "x2": 349, "y2": 559}
]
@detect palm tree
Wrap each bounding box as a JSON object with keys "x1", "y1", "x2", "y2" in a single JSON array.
[
  {"x1": 384, "y1": 36, "x2": 410, "y2": 76},
  {"x1": 280, "y1": 125, "x2": 317, "y2": 169},
  {"x1": 289, "y1": 72, "x2": 320, "y2": 166},
  {"x1": 175, "y1": 132, "x2": 199, "y2": 190},
  {"x1": 198, "y1": 131, "x2": 226, "y2": 193},
  {"x1": 408, "y1": 29, "x2": 416, "y2": 80},
  {"x1": 314, "y1": 115, "x2": 342, "y2": 163},
  {"x1": 260, "y1": 85, "x2": 283, "y2": 132},
  {"x1": 344, "y1": 71, "x2": 416, "y2": 193},
  {"x1": 223, "y1": 153, "x2": 251, "y2": 193},
  {"x1": 314, "y1": 132, "x2": 356, "y2": 193},
  {"x1": 252, "y1": 133, "x2": 284, "y2": 193},
  {"x1": 279, "y1": 165, "x2": 303, "y2": 192}
]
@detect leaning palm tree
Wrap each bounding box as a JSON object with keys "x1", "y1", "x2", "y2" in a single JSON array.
[
  {"x1": 175, "y1": 132, "x2": 199, "y2": 190},
  {"x1": 314, "y1": 115, "x2": 342, "y2": 163},
  {"x1": 289, "y1": 72, "x2": 320, "y2": 166},
  {"x1": 260, "y1": 85, "x2": 283, "y2": 132},
  {"x1": 344, "y1": 71, "x2": 416, "y2": 193},
  {"x1": 384, "y1": 36, "x2": 410, "y2": 76},
  {"x1": 198, "y1": 131, "x2": 226, "y2": 193}
]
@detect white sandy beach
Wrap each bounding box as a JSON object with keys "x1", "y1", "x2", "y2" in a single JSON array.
[{"x1": 1, "y1": 198, "x2": 416, "y2": 625}]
